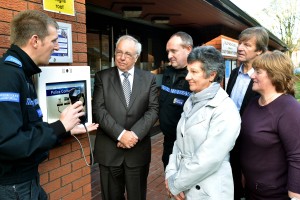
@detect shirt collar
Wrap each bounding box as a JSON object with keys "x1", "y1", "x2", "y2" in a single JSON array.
[
  {"x1": 118, "y1": 67, "x2": 135, "y2": 77},
  {"x1": 238, "y1": 64, "x2": 254, "y2": 77}
]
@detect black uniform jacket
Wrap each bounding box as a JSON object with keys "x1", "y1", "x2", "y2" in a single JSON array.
[
  {"x1": 0, "y1": 45, "x2": 67, "y2": 185},
  {"x1": 159, "y1": 66, "x2": 191, "y2": 137}
]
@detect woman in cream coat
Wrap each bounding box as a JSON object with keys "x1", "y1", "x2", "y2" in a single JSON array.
[{"x1": 165, "y1": 46, "x2": 241, "y2": 200}]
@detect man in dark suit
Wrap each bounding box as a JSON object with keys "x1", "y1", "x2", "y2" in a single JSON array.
[
  {"x1": 226, "y1": 27, "x2": 269, "y2": 200},
  {"x1": 92, "y1": 35, "x2": 159, "y2": 200}
]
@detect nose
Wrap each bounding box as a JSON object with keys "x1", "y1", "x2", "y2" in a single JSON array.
[
  {"x1": 168, "y1": 51, "x2": 173, "y2": 60},
  {"x1": 54, "y1": 42, "x2": 59, "y2": 51},
  {"x1": 185, "y1": 72, "x2": 191, "y2": 80}
]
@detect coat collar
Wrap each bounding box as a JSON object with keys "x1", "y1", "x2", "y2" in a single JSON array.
[{"x1": 4, "y1": 44, "x2": 41, "y2": 77}]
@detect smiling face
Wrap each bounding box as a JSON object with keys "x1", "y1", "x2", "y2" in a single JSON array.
[
  {"x1": 185, "y1": 61, "x2": 216, "y2": 93},
  {"x1": 237, "y1": 37, "x2": 262, "y2": 65},
  {"x1": 251, "y1": 68, "x2": 274, "y2": 94},
  {"x1": 114, "y1": 39, "x2": 138, "y2": 72}
]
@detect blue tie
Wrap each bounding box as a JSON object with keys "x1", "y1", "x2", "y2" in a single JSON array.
[{"x1": 122, "y1": 72, "x2": 131, "y2": 107}]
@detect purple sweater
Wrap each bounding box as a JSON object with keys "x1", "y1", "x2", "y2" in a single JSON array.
[{"x1": 240, "y1": 94, "x2": 300, "y2": 200}]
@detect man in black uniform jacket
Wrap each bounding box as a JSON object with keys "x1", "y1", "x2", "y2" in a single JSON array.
[
  {"x1": 0, "y1": 10, "x2": 98, "y2": 200},
  {"x1": 159, "y1": 32, "x2": 193, "y2": 169}
]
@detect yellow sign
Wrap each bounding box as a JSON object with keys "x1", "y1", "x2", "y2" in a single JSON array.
[{"x1": 43, "y1": 0, "x2": 75, "y2": 16}]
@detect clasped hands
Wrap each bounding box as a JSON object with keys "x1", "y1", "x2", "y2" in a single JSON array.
[
  {"x1": 117, "y1": 130, "x2": 138, "y2": 149},
  {"x1": 165, "y1": 179, "x2": 185, "y2": 200}
]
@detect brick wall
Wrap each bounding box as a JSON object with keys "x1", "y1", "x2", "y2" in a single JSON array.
[{"x1": 0, "y1": 0, "x2": 92, "y2": 199}]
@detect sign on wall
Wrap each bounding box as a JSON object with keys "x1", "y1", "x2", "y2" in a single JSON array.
[
  {"x1": 43, "y1": 0, "x2": 75, "y2": 16},
  {"x1": 49, "y1": 22, "x2": 73, "y2": 63},
  {"x1": 221, "y1": 38, "x2": 238, "y2": 57}
]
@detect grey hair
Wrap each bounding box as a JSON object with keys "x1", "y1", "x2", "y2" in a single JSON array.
[
  {"x1": 187, "y1": 46, "x2": 224, "y2": 83},
  {"x1": 116, "y1": 35, "x2": 142, "y2": 56}
]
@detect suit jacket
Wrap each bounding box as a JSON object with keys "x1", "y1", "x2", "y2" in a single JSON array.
[
  {"x1": 226, "y1": 65, "x2": 259, "y2": 199},
  {"x1": 226, "y1": 66, "x2": 258, "y2": 116},
  {"x1": 92, "y1": 67, "x2": 159, "y2": 167}
]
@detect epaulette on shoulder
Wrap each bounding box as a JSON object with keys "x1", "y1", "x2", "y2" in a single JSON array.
[{"x1": 4, "y1": 55, "x2": 22, "y2": 68}]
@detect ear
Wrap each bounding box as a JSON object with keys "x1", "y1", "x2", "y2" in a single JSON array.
[
  {"x1": 257, "y1": 50, "x2": 263, "y2": 56},
  {"x1": 186, "y1": 45, "x2": 193, "y2": 53},
  {"x1": 209, "y1": 71, "x2": 217, "y2": 82},
  {"x1": 29, "y1": 35, "x2": 39, "y2": 49}
]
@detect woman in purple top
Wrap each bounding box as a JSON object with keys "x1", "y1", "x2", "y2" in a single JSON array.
[{"x1": 240, "y1": 50, "x2": 300, "y2": 200}]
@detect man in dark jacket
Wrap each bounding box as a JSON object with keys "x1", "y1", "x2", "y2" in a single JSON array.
[
  {"x1": 226, "y1": 26, "x2": 269, "y2": 200},
  {"x1": 0, "y1": 10, "x2": 98, "y2": 200},
  {"x1": 159, "y1": 32, "x2": 193, "y2": 169}
]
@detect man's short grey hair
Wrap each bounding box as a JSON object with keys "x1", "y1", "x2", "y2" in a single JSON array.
[{"x1": 116, "y1": 35, "x2": 142, "y2": 56}]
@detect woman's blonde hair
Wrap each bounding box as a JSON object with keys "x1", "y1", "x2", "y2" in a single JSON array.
[{"x1": 253, "y1": 50, "x2": 295, "y2": 96}]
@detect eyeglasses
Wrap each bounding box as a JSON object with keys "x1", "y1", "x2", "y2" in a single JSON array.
[{"x1": 115, "y1": 50, "x2": 136, "y2": 59}]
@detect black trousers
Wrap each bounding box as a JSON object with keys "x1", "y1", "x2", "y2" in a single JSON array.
[
  {"x1": 230, "y1": 137, "x2": 245, "y2": 200},
  {"x1": 162, "y1": 133, "x2": 176, "y2": 169},
  {"x1": 99, "y1": 162, "x2": 149, "y2": 200}
]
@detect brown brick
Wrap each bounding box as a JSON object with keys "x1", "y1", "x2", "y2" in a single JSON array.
[
  {"x1": 27, "y1": 2, "x2": 43, "y2": 11},
  {"x1": 77, "y1": 33, "x2": 87, "y2": 43},
  {"x1": 72, "y1": 137, "x2": 89, "y2": 150},
  {"x1": 63, "y1": 187, "x2": 83, "y2": 200},
  {"x1": 82, "y1": 165, "x2": 91, "y2": 176},
  {"x1": 78, "y1": 53, "x2": 88, "y2": 63},
  {"x1": 76, "y1": 12, "x2": 86, "y2": 24},
  {"x1": 75, "y1": 2, "x2": 86, "y2": 14},
  {"x1": 1, "y1": 0, "x2": 27, "y2": 11},
  {"x1": 29, "y1": 0, "x2": 43, "y2": 3},
  {"x1": 82, "y1": 182, "x2": 92, "y2": 194},
  {"x1": 81, "y1": 192, "x2": 92, "y2": 200},
  {"x1": 62, "y1": 169, "x2": 82, "y2": 186},
  {"x1": 39, "y1": 157, "x2": 60, "y2": 173},
  {"x1": 71, "y1": 62, "x2": 86, "y2": 66},
  {"x1": 76, "y1": 0, "x2": 86, "y2": 4},
  {"x1": 0, "y1": 48, "x2": 7, "y2": 57},
  {"x1": 50, "y1": 163, "x2": 72, "y2": 181},
  {"x1": 43, "y1": 178, "x2": 61, "y2": 193},
  {"x1": 0, "y1": 35, "x2": 10, "y2": 48},
  {"x1": 73, "y1": 43, "x2": 87, "y2": 53},
  {"x1": 49, "y1": 184, "x2": 72, "y2": 200},
  {"x1": 72, "y1": 53, "x2": 79, "y2": 63},
  {"x1": 0, "y1": 22, "x2": 10, "y2": 36},
  {"x1": 61, "y1": 150, "x2": 82, "y2": 165},
  {"x1": 49, "y1": 144, "x2": 72, "y2": 159},
  {"x1": 55, "y1": 14, "x2": 76, "y2": 22},
  {"x1": 72, "y1": 174, "x2": 90, "y2": 190},
  {"x1": 0, "y1": 8, "x2": 13, "y2": 22},
  {"x1": 40, "y1": 172, "x2": 49, "y2": 185},
  {"x1": 72, "y1": 158, "x2": 87, "y2": 171},
  {"x1": 73, "y1": 23, "x2": 86, "y2": 33}
]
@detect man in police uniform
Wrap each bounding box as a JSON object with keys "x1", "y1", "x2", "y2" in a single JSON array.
[
  {"x1": 0, "y1": 10, "x2": 98, "y2": 199},
  {"x1": 159, "y1": 32, "x2": 193, "y2": 169}
]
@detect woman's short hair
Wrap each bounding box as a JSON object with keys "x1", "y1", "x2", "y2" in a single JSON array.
[
  {"x1": 187, "y1": 46, "x2": 224, "y2": 83},
  {"x1": 253, "y1": 50, "x2": 295, "y2": 96}
]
